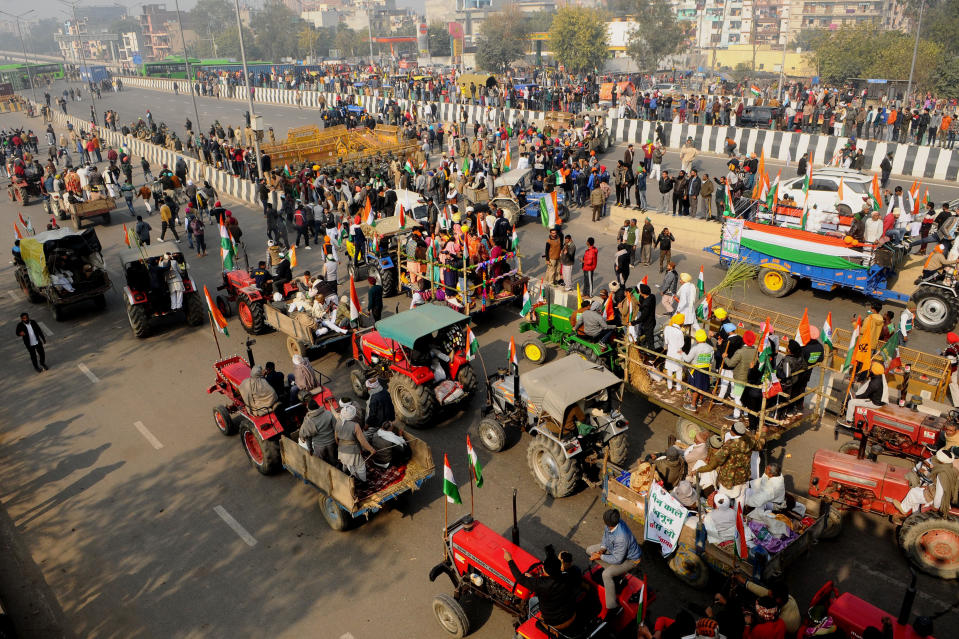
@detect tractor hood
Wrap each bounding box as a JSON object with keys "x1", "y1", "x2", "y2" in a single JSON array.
[
  {"x1": 374, "y1": 304, "x2": 469, "y2": 349},
  {"x1": 521, "y1": 356, "x2": 620, "y2": 419}
]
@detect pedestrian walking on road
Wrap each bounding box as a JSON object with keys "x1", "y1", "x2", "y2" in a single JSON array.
[
  {"x1": 590, "y1": 185, "x2": 605, "y2": 222},
  {"x1": 15, "y1": 313, "x2": 47, "y2": 373},
  {"x1": 135, "y1": 215, "x2": 152, "y2": 246},
  {"x1": 158, "y1": 202, "x2": 180, "y2": 242}
]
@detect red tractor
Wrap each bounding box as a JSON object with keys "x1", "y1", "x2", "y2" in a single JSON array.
[
  {"x1": 350, "y1": 304, "x2": 477, "y2": 427},
  {"x1": 842, "y1": 403, "x2": 949, "y2": 461},
  {"x1": 429, "y1": 512, "x2": 648, "y2": 638},
  {"x1": 808, "y1": 449, "x2": 959, "y2": 579},
  {"x1": 215, "y1": 269, "x2": 295, "y2": 335}
]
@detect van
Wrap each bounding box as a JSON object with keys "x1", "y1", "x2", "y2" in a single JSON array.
[{"x1": 739, "y1": 105, "x2": 783, "y2": 129}]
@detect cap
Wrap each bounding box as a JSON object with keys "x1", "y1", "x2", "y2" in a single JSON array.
[
  {"x1": 732, "y1": 421, "x2": 747, "y2": 435},
  {"x1": 708, "y1": 435, "x2": 723, "y2": 449},
  {"x1": 694, "y1": 329, "x2": 707, "y2": 342}
]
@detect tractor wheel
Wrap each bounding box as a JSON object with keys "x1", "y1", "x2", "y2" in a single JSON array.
[
  {"x1": 237, "y1": 293, "x2": 266, "y2": 334},
  {"x1": 379, "y1": 266, "x2": 398, "y2": 298},
  {"x1": 50, "y1": 303, "x2": 64, "y2": 322},
  {"x1": 286, "y1": 337, "x2": 306, "y2": 359},
  {"x1": 477, "y1": 417, "x2": 507, "y2": 453},
  {"x1": 605, "y1": 433, "x2": 629, "y2": 467},
  {"x1": 184, "y1": 291, "x2": 204, "y2": 326},
  {"x1": 758, "y1": 268, "x2": 797, "y2": 298},
  {"x1": 43, "y1": 198, "x2": 52, "y2": 215},
  {"x1": 127, "y1": 302, "x2": 150, "y2": 338},
  {"x1": 388, "y1": 375, "x2": 435, "y2": 427},
  {"x1": 216, "y1": 294, "x2": 233, "y2": 318},
  {"x1": 58, "y1": 205, "x2": 67, "y2": 221},
  {"x1": 456, "y1": 364, "x2": 478, "y2": 398},
  {"x1": 838, "y1": 441, "x2": 861, "y2": 456},
  {"x1": 72, "y1": 214, "x2": 82, "y2": 230},
  {"x1": 668, "y1": 547, "x2": 709, "y2": 589},
  {"x1": 432, "y1": 593, "x2": 469, "y2": 638},
  {"x1": 239, "y1": 421, "x2": 282, "y2": 475},
  {"x1": 567, "y1": 341, "x2": 602, "y2": 364},
  {"x1": 350, "y1": 369, "x2": 369, "y2": 399},
  {"x1": 93, "y1": 294, "x2": 107, "y2": 310},
  {"x1": 102, "y1": 212, "x2": 111, "y2": 225},
  {"x1": 319, "y1": 494, "x2": 352, "y2": 532},
  {"x1": 521, "y1": 335, "x2": 548, "y2": 365},
  {"x1": 16, "y1": 270, "x2": 42, "y2": 303},
  {"x1": 526, "y1": 435, "x2": 579, "y2": 498},
  {"x1": 676, "y1": 418, "x2": 705, "y2": 445},
  {"x1": 818, "y1": 505, "x2": 845, "y2": 540},
  {"x1": 213, "y1": 405, "x2": 238, "y2": 436},
  {"x1": 899, "y1": 512, "x2": 959, "y2": 579},
  {"x1": 912, "y1": 286, "x2": 958, "y2": 333}
]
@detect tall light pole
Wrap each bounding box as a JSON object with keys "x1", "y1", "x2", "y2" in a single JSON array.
[
  {"x1": 233, "y1": 0, "x2": 262, "y2": 179},
  {"x1": 904, "y1": 0, "x2": 924, "y2": 106},
  {"x1": 59, "y1": 0, "x2": 97, "y2": 121},
  {"x1": 776, "y1": 15, "x2": 787, "y2": 101},
  {"x1": 173, "y1": 0, "x2": 203, "y2": 147},
  {"x1": 0, "y1": 10, "x2": 37, "y2": 102},
  {"x1": 367, "y1": 9, "x2": 375, "y2": 62}
]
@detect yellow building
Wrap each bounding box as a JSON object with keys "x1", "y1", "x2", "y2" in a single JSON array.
[{"x1": 712, "y1": 44, "x2": 815, "y2": 77}]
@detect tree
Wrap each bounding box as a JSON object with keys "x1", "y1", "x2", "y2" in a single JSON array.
[
  {"x1": 549, "y1": 7, "x2": 609, "y2": 74},
  {"x1": 922, "y1": 0, "x2": 959, "y2": 56},
  {"x1": 251, "y1": 0, "x2": 302, "y2": 61},
  {"x1": 626, "y1": 0, "x2": 686, "y2": 72},
  {"x1": 428, "y1": 22, "x2": 452, "y2": 57},
  {"x1": 189, "y1": 0, "x2": 235, "y2": 31},
  {"x1": 212, "y1": 24, "x2": 261, "y2": 61},
  {"x1": 524, "y1": 9, "x2": 556, "y2": 33},
  {"x1": 475, "y1": 7, "x2": 531, "y2": 73}
]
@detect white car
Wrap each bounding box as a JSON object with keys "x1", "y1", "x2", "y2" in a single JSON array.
[{"x1": 777, "y1": 169, "x2": 872, "y2": 216}]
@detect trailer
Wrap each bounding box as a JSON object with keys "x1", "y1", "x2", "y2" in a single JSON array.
[
  {"x1": 261, "y1": 301, "x2": 351, "y2": 359},
  {"x1": 62, "y1": 196, "x2": 115, "y2": 230}
]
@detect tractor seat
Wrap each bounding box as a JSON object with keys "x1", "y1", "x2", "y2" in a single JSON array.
[{"x1": 613, "y1": 560, "x2": 642, "y2": 591}]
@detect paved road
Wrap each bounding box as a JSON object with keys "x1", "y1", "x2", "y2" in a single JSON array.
[{"x1": 1, "y1": 93, "x2": 958, "y2": 638}]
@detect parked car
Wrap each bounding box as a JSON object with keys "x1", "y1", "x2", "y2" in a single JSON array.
[
  {"x1": 738, "y1": 105, "x2": 783, "y2": 129},
  {"x1": 778, "y1": 169, "x2": 872, "y2": 216}
]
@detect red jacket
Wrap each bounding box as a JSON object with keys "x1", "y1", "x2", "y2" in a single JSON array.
[{"x1": 582, "y1": 246, "x2": 598, "y2": 272}]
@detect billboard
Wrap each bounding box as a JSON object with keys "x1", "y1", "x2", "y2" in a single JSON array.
[{"x1": 417, "y1": 23, "x2": 429, "y2": 57}]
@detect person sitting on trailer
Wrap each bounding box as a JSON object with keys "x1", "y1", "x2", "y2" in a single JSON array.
[
  {"x1": 503, "y1": 544, "x2": 580, "y2": 632},
  {"x1": 743, "y1": 463, "x2": 786, "y2": 511}
]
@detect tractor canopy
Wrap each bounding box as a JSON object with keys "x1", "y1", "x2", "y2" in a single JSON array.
[
  {"x1": 520, "y1": 356, "x2": 620, "y2": 420},
  {"x1": 118, "y1": 241, "x2": 182, "y2": 267},
  {"x1": 374, "y1": 304, "x2": 469, "y2": 349},
  {"x1": 495, "y1": 167, "x2": 531, "y2": 189},
  {"x1": 19, "y1": 227, "x2": 103, "y2": 288}
]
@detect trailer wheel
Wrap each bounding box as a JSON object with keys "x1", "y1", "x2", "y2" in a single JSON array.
[
  {"x1": 818, "y1": 505, "x2": 844, "y2": 540},
  {"x1": 521, "y1": 335, "x2": 548, "y2": 365},
  {"x1": 899, "y1": 512, "x2": 959, "y2": 579},
  {"x1": 606, "y1": 433, "x2": 629, "y2": 466},
  {"x1": 676, "y1": 418, "x2": 705, "y2": 445},
  {"x1": 351, "y1": 369, "x2": 369, "y2": 399},
  {"x1": 213, "y1": 405, "x2": 238, "y2": 436},
  {"x1": 286, "y1": 337, "x2": 306, "y2": 359},
  {"x1": 527, "y1": 435, "x2": 579, "y2": 498},
  {"x1": 668, "y1": 547, "x2": 709, "y2": 589},
  {"x1": 913, "y1": 286, "x2": 958, "y2": 333},
  {"x1": 239, "y1": 422, "x2": 282, "y2": 475},
  {"x1": 388, "y1": 374, "x2": 435, "y2": 427},
  {"x1": 478, "y1": 417, "x2": 507, "y2": 453},
  {"x1": 758, "y1": 268, "x2": 796, "y2": 298},
  {"x1": 319, "y1": 495, "x2": 352, "y2": 532},
  {"x1": 431, "y1": 593, "x2": 470, "y2": 638},
  {"x1": 16, "y1": 269, "x2": 42, "y2": 303},
  {"x1": 50, "y1": 302, "x2": 64, "y2": 322}
]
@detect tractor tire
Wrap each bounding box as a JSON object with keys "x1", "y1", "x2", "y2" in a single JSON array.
[
  {"x1": 912, "y1": 286, "x2": 958, "y2": 333},
  {"x1": 93, "y1": 294, "x2": 107, "y2": 310},
  {"x1": 351, "y1": 369, "x2": 369, "y2": 399},
  {"x1": 431, "y1": 593, "x2": 470, "y2": 638},
  {"x1": 838, "y1": 441, "x2": 861, "y2": 456},
  {"x1": 526, "y1": 435, "x2": 579, "y2": 498},
  {"x1": 567, "y1": 341, "x2": 602, "y2": 364},
  {"x1": 818, "y1": 505, "x2": 845, "y2": 540},
  {"x1": 16, "y1": 270, "x2": 42, "y2": 303},
  {"x1": 456, "y1": 363, "x2": 478, "y2": 398},
  {"x1": 388, "y1": 375, "x2": 435, "y2": 427},
  {"x1": 72, "y1": 214, "x2": 82, "y2": 230},
  {"x1": 50, "y1": 303, "x2": 64, "y2": 322},
  {"x1": 127, "y1": 302, "x2": 151, "y2": 338},
  {"x1": 184, "y1": 291, "x2": 204, "y2": 326},
  {"x1": 43, "y1": 198, "x2": 51, "y2": 216},
  {"x1": 758, "y1": 268, "x2": 797, "y2": 298},
  {"x1": 898, "y1": 512, "x2": 959, "y2": 579},
  {"x1": 605, "y1": 433, "x2": 629, "y2": 467},
  {"x1": 239, "y1": 421, "x2": 282, "y2": 475},
  {"x1": 477, "y1": 417, "x2": 507, "y2": 453},
  {"x1": 213, "y1": 405, "x2": 238, "y2": 436},
  {"x1": 521, "y1": 335, "x2": 548, "y2": 365},
  {"x1": 216, "y1": 294, "x2": 233, "y2": 318},
  {"x1": 379, "y1": 266, "x2": 398, "y2": 298},
  {"x1": 237, "y1": 293, "x2": 266, "y2": 334},
  {"x1": 102, "y1": 212, "x2": 111, "y2": 225},
  {"x1": 676, "y1": 418, "x2": 705, "y2": 445},
  {"x1": 668, "y1": 547, "x2": 710, "y2": 589},
  {"x1": 319, "y1": 494, "x2": 352, "y2": 532}
]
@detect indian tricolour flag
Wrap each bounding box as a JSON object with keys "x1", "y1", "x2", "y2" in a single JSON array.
[
  {"x1": 841, "y1": 316, "x2": 861, "y2": 373},
  {"x1": 219, "y1": 221, "x2": 236, "y2": 271},
  {"x1": 750, "y1": 85, "x2": 761, "y2": 98},
  {"x1": 520, "y1": 284, "x2": 532, "y2": 316},
  {"x1": 822, "y1": 312, "x2": 834, "y2": 348},
  {"x1": 466, "y1": 435, "x2": 483, "y2": 488},
  {"x1": 203, "y1": 285, "x2": 229, "y2": 336},
  {"x1": 508, "y1": 336, "x2": 518, "y2": 368},
  {"x1": 404, "y1": 159, "x2": 414, "y2": 175},
  {"x1": 696, "y1": 266, "x2": 705, "y2": 298},
  {"x1": 870, "y1": 174, "x2": 882, "y2": 212},
  {"x1": 722, "y1": 182, "x2": 734, "y2": 217},
  {"x1": 349, "y1": 275, "x2": 362, "y2": 321},
  {"x1": 466, "y1": 325, "x2": 479, "y2": 361},
  {"x1": 364, "y1": 197, "x2": 374, "y2": 226},
  {"x1": 738, "y1": 220, "x2": 869, "y2": 271},
  {"x1": 442, "y1": 454, "x2": 462, "y2": 504},
  {"x1": 539, "y1": 191, "x2": 558, "y2": 228},
  {"x1": 510, "y1": 225, "x2": 519, "y2": 251},
  {"x1": 503, "y1": 145, "x2": 511, "y2": 172}
]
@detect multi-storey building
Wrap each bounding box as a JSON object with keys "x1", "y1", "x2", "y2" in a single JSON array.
[{"x1": 138, "y1": 4, "x2": 179, "y2": 61}]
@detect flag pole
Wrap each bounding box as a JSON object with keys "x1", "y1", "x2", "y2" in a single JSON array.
[{"x1": 469, "y1": 457, "x2": 475, "y2": 520}]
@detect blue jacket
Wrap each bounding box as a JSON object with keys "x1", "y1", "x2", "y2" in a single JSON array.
[{"x1": 601, "y1": 521, "x2": 642, "y2": 564}]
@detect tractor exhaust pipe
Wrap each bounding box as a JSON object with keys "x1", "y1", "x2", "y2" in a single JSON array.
[
  {"x1": 898, "y1": 568, "x2": 917, "y2": 627},
  {"x1": 245, "y1": 338, "x2": 256, "y2": 366},
  {"x1": 511, "y1": 488, "x2": 519, "y2": 546}
]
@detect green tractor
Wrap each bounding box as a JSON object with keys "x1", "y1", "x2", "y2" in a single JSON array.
[{"x1": 517, "y1": 301, "x2": 620, "y2": 371}]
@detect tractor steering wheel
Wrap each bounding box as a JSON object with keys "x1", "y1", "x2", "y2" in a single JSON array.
[{"x1": 512, "y1": 561, "x2": 543, "y2": 597}]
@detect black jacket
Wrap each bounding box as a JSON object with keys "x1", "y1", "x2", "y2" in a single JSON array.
[
  {"x1": 15, "y1": 320, "x2": 45, "y2": 347},
  {"x1": 506, "y1": 560, "x2": 579, "y2": 626},
  {"x1": 855, "y1": 374, "x2": 885, "y2": 405}
]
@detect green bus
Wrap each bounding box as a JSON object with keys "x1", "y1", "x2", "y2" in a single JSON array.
[
  {"x1": 142, "y1": 57, "x2": 234, "y2": 79},
  {"x1": 0, "y1": 63, "x2": 65, "y2": 90}
]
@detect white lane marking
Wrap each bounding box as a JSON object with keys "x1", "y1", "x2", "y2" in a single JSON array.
[
  {"x1": 77, "y1": 363, "x2": 100, "y2": 383},
  {"x1": 340, "y1": 634, "x2": 355, "y2": 639},
  {"x1": 133, "y1": 420, "x2": 164, "y2": 450},
  {"x1": 213, "y1": 505, "x2": 257, "y2": 547},
  {"x1": 37, "y1": 321, "x2": 53, "y2": 336}
]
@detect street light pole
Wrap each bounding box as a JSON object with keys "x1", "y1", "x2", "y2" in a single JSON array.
[
  {"x1": 776, "y1": 19, "x2": 787, "y2": 101},
  {"x1": 904, "y1": 0, "x2": 924, "y2": 107},
  {"x1": 0, "y1": 10, "x2": 37, "y2": 103},
  {"x1": 60, "y1": 0, "x2": 97, "y2": 122},
  {"x1": 173, "y1": 0, "x2": 203, "y2": 148},
  {"x1": 233, "y1": 0, "x2": 262, "y2": 179}
]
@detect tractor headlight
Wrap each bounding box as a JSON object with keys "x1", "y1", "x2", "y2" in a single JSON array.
[
  {"x1": 469, "y1": 573, "x2": 484, "y2": 588},
  {"x1": 371, "y1": 355, "x2": 380, "y2": 364}
]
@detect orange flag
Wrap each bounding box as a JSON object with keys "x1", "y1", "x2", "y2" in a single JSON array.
[
  {"x1": 123, "y1": 224, "x2": 131, "y2": 247},
  {"x1": 795, "y1": 308, "x2": 811, "y2": 346},
  {"x1": 13, "y1": 223, "x2": 22, "y2": 240}
]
